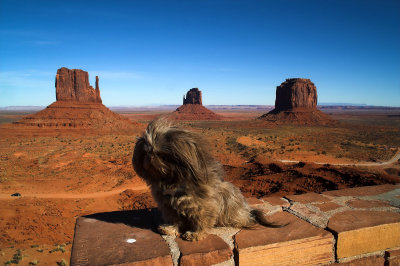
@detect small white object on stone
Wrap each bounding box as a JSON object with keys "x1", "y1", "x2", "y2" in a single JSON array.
[{"x1": 126, "y1": 238, "x2": 136, "y2": 243}]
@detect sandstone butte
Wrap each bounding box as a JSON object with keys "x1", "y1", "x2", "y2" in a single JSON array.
[
  {"x1": 259, "y1": 78, "x2": 336, "y2": 125},
  {"x1": 169, "y1": 88, "x2": 223, "y2": 120},
  {"x1": 10, "y1": 67, "x2": 137, "y2": 132}
]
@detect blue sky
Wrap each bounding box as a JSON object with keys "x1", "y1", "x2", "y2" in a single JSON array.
[{"x1": 1, "y1": 0, "x2": 399, "y2": 107}]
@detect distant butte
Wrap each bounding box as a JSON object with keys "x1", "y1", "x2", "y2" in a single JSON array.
[
  {"x1": 11, "y1": 67, "x2": 137, "y2": 131},
  {"x1": 259, "y1": 78, "x2": 336, "y2": 125},
  {"x1": 169, "y1": 88, "x2": 222, "y2": 120},
  {"x1": 56, "y1": 67, "x2": 102, "y2": 103}
]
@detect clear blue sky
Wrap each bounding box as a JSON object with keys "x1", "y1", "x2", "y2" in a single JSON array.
[{"x1": 1, "y1": 0, "x2": 399, "y2": 107}]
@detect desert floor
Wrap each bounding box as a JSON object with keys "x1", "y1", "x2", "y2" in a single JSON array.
[{"x1": 0, "y1": 107, "x2": 399, "y2": 265}]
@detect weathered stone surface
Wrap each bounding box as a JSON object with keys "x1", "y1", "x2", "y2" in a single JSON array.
[
  {"x1": 386, "y1": 247, "x2": 400, "y2": 266},
  {"x1": 56, "y1": 67, "x2": 102, "y2": 103},
  {"x1": 234, "y1": 212, "x2": 333, "y2": 265},
  {"x1": 313, "y1": 201, "x2": 343, "y2": 212},
  {"x1": 327, "y1": 210, "x2": 400, "y2": 258},
  {"x1": 285, "y1": 192, "x2": 331, "y2": 204},
  {"x1": 323, "y1": 184, "x2": 396, "y2": 197},
  {"x1": 183, "y1": 88, "x2": 202, "y2": 105},
  {"x1": 176, "y1": 234, "x2": 232, "y2": 266},
  {"x1": 274, "y1": 78, "x2": 317, "y2": 111},
  {"x1": 70, "y1": 210, "x2": 172, "y2": 266},
  {"x1": 288, "y1": 202, "x2": 330, "y2": 228},
  {"x1": 261, "y1": 196, "x2": 290, "y2": 207},
  {"x1": 339, "y1": 255, "x2": 385, "y2": 265},
  {"x1": 246, "y1": 197, "x2": 264, "y2": 206},
  {"x1": 346, "y1": 199, "x2": 392, "y2": 209}
]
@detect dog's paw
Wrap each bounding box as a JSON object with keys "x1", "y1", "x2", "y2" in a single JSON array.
[
  {"x1": 181, "y1": 231, "x2": 206, "y2": 241},
  {"x1": 158, "y1": 224, "x2": 179, "y2": 236}
]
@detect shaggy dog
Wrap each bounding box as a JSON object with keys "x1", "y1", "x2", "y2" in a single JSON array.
[{"x1": 132, "y1": 118, "x2": 281, "y2": 241}]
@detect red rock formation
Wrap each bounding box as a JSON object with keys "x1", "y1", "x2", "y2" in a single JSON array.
[
  {"x1": 55, "y1": 67, "x2": 102, "y2": 103},
  {"x1": 183, "y1": 88, "x2": 202, "y2": 105},
  {"x1": 170, "y1": 88, "x2": 222, "y2": 120},
  {"x1": 11, "y1": 68, "x2": 137, "y2": 132},
  {"x1": 274, "y1": 78, "x2": 317, "y2": 111},
  {"x1": 259, "y1": 78, "x2": 336, "y2": 125}
]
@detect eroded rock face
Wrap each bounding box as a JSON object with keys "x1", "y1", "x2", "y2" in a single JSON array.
[
  {"x1": 55, "y1": 67, "x2": 102, "y2": 103},
  {"x1": 259, "y1": 78, "x2": 336, "y2": 125},
  {"x1": 275, "y1": 78, "x2": 317, "y2": 111},
  {"x1": 183, "y1": 88, "x2": 202, "y2": 105}
]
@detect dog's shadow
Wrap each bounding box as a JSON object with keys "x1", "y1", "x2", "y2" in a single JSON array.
[{"x1": 82, "y1": 208, "x2": 163, "y2": 233}]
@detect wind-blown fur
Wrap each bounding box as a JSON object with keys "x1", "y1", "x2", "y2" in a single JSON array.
[{"x1": 132, "y1": 118, "x2": 281, "y2": 241}]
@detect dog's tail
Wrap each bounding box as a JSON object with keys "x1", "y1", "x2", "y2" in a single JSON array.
[{"x1": 250, "y1": 209, "x2": 287, "y2": 228}]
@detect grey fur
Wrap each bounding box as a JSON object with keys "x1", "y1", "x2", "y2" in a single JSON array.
[{"x1": 132, "y1": 118, "x2": 280, "y2": 241}]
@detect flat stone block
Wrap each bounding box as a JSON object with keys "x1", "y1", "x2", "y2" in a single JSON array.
[
  {"x1": 234, "y1": 212, "x2": 333, "y2": 265},
  {"x1": 176, "y1": 234, "x2": 232, "y2": 266},
  {"x1": 289, "y1": 202, "x2": 329, "y2": 228},
  {"x1": 70, "y1": 209, "x2": 172, "y2": 266},
  {"x1": 246, "y1": 197, "x2": 264, "y2": 206},
  {"x1": 313, "y1": 201, "x2": 342, "y2": 212},
  {"x1": 261, "y1": 196, "x2": 290, "y2": 207},
  {"x1": 346, "y1": 199, "x2": 392, "y2": 208},
  {"x1": 339, "y1": 255, "x2": 385, "y2": 266},
  {"x1": 327, "y1": 210, "x2": 400, "y2": 259},
  {"x1": 323, "y1": 184, "x2": 395, "y2": 197},
  {"x1": 285, "y1": 192, "x2": 330, "y2": 204}
]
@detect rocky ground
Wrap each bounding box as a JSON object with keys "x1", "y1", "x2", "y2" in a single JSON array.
[{"x1": 0, "y1": 107, "x2": 399, "y2": 264}]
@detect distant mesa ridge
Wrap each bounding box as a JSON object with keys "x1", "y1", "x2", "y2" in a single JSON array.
[
  {"x1": 259, "y1": 78, "x2": 336, "y2": 125},
  {"x1": 11, "y1": 67, "x2": 136, "y2": 131}
]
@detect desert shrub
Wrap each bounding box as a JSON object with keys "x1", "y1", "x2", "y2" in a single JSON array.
[
  {"x1": 226, "y1": 137, "x2": 247, "y2": 153},
  {"x1": 5, "y1": 249, "x2": 23, "y2": 265},
  {"x1": 29, "y1": 259, "x2": 39, "y2": 265},
  {"x1": 49, "y1": 244, "x2": 66, "y2": 253},
  {"x1": 57, "y1": 259, "x2": 68, "y2": 266}
]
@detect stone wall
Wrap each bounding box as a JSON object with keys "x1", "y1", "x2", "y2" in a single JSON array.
[{"x1": 71, "y1": 184, "x2": 400, "y2": 265}]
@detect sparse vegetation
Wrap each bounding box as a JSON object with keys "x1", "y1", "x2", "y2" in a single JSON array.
[
  {"x1": 4, "y1": 249, "x2": 23, "y2": 265},
  {"x1": 56, "y1": 259, "x2": 68, "y2": 266},
  {"x1": 49, "y1": 244, "x2": 66, "y2": 253}
]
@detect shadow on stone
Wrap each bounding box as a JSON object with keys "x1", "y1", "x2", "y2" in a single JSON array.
[
  {"x1": 70, "y1": 208, "x2": 173, "y2": 266},
  {"x1": 82, "y1": 208, "x2": 160, "y2": 232}
]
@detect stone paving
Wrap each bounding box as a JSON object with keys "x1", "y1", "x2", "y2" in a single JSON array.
[{"x1": 70, "y1": 184, "x2": 400, "y2": 265}]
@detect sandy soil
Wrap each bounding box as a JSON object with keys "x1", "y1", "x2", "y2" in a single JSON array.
[{"x1": 0, "y1": 107, "x2": 399, "y2": 264}]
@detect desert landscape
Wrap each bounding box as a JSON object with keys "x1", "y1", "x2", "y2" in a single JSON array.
[
  {"x1": 1, "y1": 1, "x2": 399, "y2": 264},
  {"x1": 0, "y1": 69, "x2": 399, "y2": 265}
]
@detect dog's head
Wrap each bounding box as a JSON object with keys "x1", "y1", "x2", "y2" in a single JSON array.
[{"x1": 132, "y1": 118, "x2": 209, "y2": 184}]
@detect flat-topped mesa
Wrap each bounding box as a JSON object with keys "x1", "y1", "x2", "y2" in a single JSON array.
[
  {"x1": 55, "y1": 67, "x2": 102, "y2": 103},
  {"x1": 183, "y1": 88, "x2": 202, "y2": 105},
  {"x1": 259, "y1": 78, "x2": 336, "y2": 125},
  {"x1": 275, "y1": 78, "x2": 317, "y2": 111}
]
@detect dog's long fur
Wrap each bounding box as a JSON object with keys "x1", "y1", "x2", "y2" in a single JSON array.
[{"x1": 132, "y1": 118, "x2": 280, "y2": 241}]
